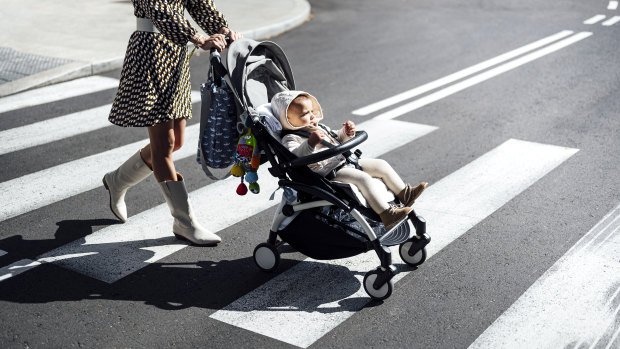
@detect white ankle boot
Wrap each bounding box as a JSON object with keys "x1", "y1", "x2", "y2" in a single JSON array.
[
  {"x1": 102, "y1": 150, "x2": 152, "y2": 222},
  {"x1": 158, "y1": 174, "x2": 221, "y2": 245}
]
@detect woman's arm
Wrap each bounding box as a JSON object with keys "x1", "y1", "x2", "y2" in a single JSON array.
[
  {"x1": 186, "y1": 0, "x2": 229, "y2": 36},
  {"x1": 135, "y1": 0, "x2": 197, "y2": 45}
]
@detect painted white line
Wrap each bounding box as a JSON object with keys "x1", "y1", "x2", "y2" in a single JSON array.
[
  {"x1": 584, "y1": 14, "x2": 607, "y2": 24},
  {"x1": 0, "y1": 123, "x2": 196, "y2": 222},
  {"x1": 210, "y1": 139, "x2": 579, "y2": 348},
  {"x1": 0, "y1": 76, "x2": 119, "y2": 114},
  {"x1": 608, "y1": 1, "x2": 618, "y2": 10},
  {"x1": 374, "y1": 32, "x2": 592, "y2": 121},
  {"x1": 469, "y1": 203, "x2": 620, "y2": 349},
  {"x1": 352, "y1": 30, "x2": 574, "y2": 116},
  {"x1": 0, "y1": 259, "x2": 40, "y2": 282},
  {"x1": 0, "y1": 249, "x2": 7, "y2": 257},
  {"x1": 602, "y1": 15, "x2": 620, "y2": 26},
  {"x1": 0, "y1": 119, "x2": 436, "y2": 283},
  {"x1": 606, "y1": 327, "x2": 620, "y2": 349},
  {"x1": 0, "y1": 91, "x2": 201, "y2": 156}
]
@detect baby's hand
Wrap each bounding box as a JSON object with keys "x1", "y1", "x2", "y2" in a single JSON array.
[
  {"x1": 308, "y1": 130, "x2": 326, "y2": 148},
  {"x1": 343, "y1": 120, "x2": 356, "y2": 137}
]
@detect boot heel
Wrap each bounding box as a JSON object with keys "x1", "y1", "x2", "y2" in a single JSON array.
[{"x1": 174, "y1": 233, "x2": 188, "y2": 241}]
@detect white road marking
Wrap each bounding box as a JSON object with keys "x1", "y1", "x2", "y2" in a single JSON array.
[
  {"x1": 602, "y1": 15, "x2": 620, "y2": 26},
  {"x1": 0, "y1": 259, "x2": 40, "y2": 282},
  {"x1": 469, "y1": 204, "x2": 620, "y2": 349},
  {"x1": 352, "y1": 30, "x2": 574, "y2": 116},
  {"x1": 210, "y1": 139, "x2": 579, "y2": 348},
  {"x1": 373, "y1": 32, "x2": 592, "y2": 121},
  {"x1": 0, "y1": 91, "x2": 201, "y2": 156},
  {"x1": 0, "y1": 76, "x2": 119, "y2": 114},
  {"x1": 608, "y1": 1, "x2": 619, "y2": 10},
  {"x1": 0, "y1": 123, "x2": 197, "y2": 222},
  {"x1": 584, "y1": 14, "x2": 607, "y2": 24},
  {"x1": 0, "y1": 119, "x2": 436, "y2": 283}
]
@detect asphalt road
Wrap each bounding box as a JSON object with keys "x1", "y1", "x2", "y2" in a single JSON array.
[{"x1": 0, "y1": 0, "x2": 619, "y2": 348}]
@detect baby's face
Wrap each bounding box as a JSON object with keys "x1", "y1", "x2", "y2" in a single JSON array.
[{"x1": 287, "y1": 97, "x2": 318, "y2": 127}]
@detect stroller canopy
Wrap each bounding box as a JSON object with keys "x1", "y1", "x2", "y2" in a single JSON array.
[{"x1": 225, "y1": 38, "x2": 295, "y2": 109}]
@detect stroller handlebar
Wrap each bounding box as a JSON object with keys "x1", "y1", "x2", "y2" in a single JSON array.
[{"x1": 286, "y1": 131, "x2": 368, "y2": 169}]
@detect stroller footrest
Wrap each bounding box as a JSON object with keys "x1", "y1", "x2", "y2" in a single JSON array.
[{"x1": 379, "y1": 220, "x2": 411, "y2": 246}]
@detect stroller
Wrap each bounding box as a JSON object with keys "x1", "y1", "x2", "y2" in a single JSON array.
[{"x1": 207, "y1": 39, "x2": 431, "y2": 300}]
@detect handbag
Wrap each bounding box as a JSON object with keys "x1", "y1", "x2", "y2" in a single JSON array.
[{"x1": 196, "y1": 77, "x2": 240, "y2": 180}]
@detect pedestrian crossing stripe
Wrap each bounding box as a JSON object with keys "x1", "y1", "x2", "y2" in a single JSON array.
[
  {"x1": 469, "y1": 203, "x2": 620, "y2": 349},
  {"x1": 209, "y1": 139, "x2": 578, "y2": 348},
  {"x1": 0, "y1": 91, "x2": 200, "y2": 156},
  {"x1": 0, "y1": 76, "x2": 119, "y2": 114}
]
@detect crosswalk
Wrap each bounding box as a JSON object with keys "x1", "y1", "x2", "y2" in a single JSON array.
[{"x1": 0, "y1": 70, "x2": 618, "y2": 348}]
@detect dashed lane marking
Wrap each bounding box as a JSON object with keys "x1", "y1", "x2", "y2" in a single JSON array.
[
  {"x1": 602, "y1": 15, "x2": 620, "y2": 26},
  {"x1": 584, "y1": 15, "x2": 607, "y2": 24}
]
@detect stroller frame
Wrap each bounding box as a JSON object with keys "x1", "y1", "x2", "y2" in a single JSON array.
[
  {"x1": 207, "y1": 39, "x2": 431, "y2": 300},
  {"x1": 253, "y1": 120, "x2": 431, "y2": 300}
]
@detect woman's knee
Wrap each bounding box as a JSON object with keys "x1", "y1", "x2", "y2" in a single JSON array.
[
  {"x1": 172, "y1": 138, "x2": 183, "y2": 152},
  {"x1": 153, "y1": 136, "x2": 175, "y2": 158},
  {"x1": 172, "y1": 120, "x2": 186, "y2": 152},
  {"x1": 148, "y1": 128, "x2": 176, "y2": 158}
]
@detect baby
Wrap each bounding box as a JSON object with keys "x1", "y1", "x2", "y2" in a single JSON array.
[{"x1": 271, "y1": 90, "x2": 427, "y2": 230}]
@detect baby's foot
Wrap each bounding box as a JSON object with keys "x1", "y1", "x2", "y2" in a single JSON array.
[{"x1": 397, "y1": 182, "x2": 428, "y2": 207}]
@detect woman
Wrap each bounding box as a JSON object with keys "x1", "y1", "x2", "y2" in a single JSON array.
[{"x1": 103, "y1": 0, "x2": 242, "y2": 245}]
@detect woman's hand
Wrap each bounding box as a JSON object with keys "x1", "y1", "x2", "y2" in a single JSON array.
[
  {"x1": 343, "y1": 121, "x2": 356, "y2": 137},
  {"x1": 219, "y1": 27, "x2": 243, "y2": 43},
  {"x1": 308, "y1": 130, "x2": 327, "y2": 148},
  {"x1": 195, "y1": 34, "x2": 227, "y2": 51}
]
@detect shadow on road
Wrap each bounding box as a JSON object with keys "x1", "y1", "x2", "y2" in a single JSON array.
[{"x1": 0, "y1": 217, "x2": 393, "y2": 314}]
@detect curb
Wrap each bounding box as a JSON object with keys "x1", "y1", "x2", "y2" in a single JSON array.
[{"x1": 0, "y1": 2, "x2": 310, "y2": 98}]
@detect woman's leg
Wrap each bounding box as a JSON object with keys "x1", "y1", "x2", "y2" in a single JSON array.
[
  {"x1": 141, "y1": 119, "x2": 186, "y2": 179},
  {"x1": 148, "y1": 119, "x2": 220, "y2": 245},
  {"x1": 145, "y1": 119, "x2": 186, "y2": 182},
  {"x1": 358, "y1": 158, "x2": 406, "y2": 194}
]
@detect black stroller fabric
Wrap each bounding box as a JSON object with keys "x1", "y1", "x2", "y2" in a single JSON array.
[{"x1": 278, "y1": 210, "x2": 368, "y2": 260}]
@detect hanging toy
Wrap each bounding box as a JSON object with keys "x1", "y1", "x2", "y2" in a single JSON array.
[{"x1": 231, "y1": 128, "x2": 261, "y2": 195}]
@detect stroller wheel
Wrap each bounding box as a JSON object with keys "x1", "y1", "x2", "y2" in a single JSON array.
[
  {"x1": 363, "y1": 270, "x2": 393, "y2": 301},
  {"x1": 399, "y1": 239, "x2": 427, "y2": 267},
  {"x1": 253, "y1": 243, "x2": 280, "y2": 272}
]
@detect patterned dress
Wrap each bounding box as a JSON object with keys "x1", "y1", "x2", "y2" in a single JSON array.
[{"x1": 109, "y1": 0, "x2": 228, "y2": 127}]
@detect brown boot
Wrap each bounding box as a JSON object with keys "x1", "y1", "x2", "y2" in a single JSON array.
[
  {"x1": 397, "y1": 182, "x2": 428, "y2": 207},
  {"x1": 379, "y1": 205, "x2": 413, "y2": 231}
]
